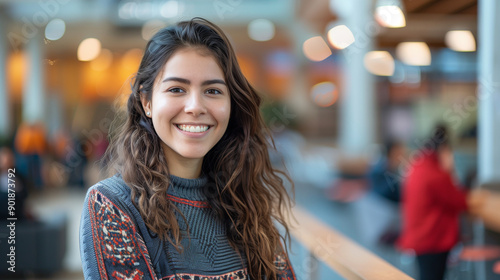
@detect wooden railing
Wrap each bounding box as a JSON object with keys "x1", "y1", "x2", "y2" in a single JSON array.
[{"x1": 288, "y1": 206, "x2": 414, "y2": 280}]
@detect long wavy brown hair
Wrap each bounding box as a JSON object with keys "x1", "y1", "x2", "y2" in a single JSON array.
[{"x1": 104, "y1": 18, "x2": 294, "y2": 280}]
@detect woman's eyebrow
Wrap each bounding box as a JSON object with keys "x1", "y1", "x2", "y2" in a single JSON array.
[
  {"x1": 201, "y1": 79, "x2": 226, "y2": 86},
  {"x1": 162, "y1": 77, "x2": 190, "y2": 84},
  {"x1": 162, "y1": 77, "x2": 226, "y2": 86}
]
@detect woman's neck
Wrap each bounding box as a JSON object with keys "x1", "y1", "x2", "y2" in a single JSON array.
[
  {"x1": 169, "y1": 162, "x2": 202, "y2": 179},
  {"x1": 164, "y1": 151, "x2": 203, "y2": 179}
]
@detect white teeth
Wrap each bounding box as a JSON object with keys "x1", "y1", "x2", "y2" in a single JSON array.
[{"x1": 177, "y1": 124, "x2": 209, "y2": 133}]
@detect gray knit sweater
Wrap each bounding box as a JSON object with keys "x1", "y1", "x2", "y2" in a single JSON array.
[{"x1": 79, "y1": 174, "x2": 295, "y2": 280}]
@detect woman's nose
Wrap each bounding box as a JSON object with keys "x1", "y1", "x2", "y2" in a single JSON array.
[{"x1": 184, "y1": 92, "x2": 207, "y2": 116}]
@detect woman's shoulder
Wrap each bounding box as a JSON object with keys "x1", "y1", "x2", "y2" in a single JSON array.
[
  {"x1": 83, "y1": 174, "x2": 141, "y2": 220},
  {"x1": 86, "y1": 174, "x2": 131, "y2": 200}
]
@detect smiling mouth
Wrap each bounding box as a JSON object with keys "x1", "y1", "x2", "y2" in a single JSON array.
[{"x1": 175, "y1": 124, "x2": 211, "y2": 133}]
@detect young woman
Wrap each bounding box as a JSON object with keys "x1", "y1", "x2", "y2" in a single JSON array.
[{"x1": 79, "y1": 18, "x2": 296, "y2": 280}]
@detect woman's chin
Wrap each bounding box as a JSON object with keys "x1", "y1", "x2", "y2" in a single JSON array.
[{"x1": 177, "y1": 149, "x2": 209, "y2": 160}]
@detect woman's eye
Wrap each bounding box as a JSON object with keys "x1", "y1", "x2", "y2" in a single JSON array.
[
  {"x1": 206, "y1": 88, "x2": 222, "y2": 95},
  {"x1": 168, "y1": 87, "x2": 185, "y2": 93}
]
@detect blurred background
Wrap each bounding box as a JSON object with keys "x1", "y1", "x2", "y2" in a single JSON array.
[{"x1": 0, "y1": 0, "x2": 499, "y2": 279}]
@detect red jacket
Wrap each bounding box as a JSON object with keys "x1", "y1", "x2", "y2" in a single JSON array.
[{"x1": 397, "y1": 151, "x2": 468, "y2": 255}]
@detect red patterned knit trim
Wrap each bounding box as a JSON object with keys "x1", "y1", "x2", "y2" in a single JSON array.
[
  {"x1": 286, "y1": 253, "x2": 297, "y2": 280},
  {"x1": 88, "y1": 189, "x2": 108, "y2": 280},
  {"x1": 167, "y1": 194, "x2": 210, "y2": 208},
  {"x1": 278, "y1": 240, "x2": 296, "y2": 280},
  {"x1": 161, "y1": 267, "x2": 248, "y2": 280},
  {"x1": 90, "y1": 189, "x2": 158, "y2": 280}
]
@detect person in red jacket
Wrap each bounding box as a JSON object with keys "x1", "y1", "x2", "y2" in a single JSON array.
[{"x1": 398, "y1": 125, "x2": 468, "y2": 280}]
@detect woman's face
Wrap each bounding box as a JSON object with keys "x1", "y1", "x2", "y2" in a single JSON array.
[{"x1": 143, "y1": 48, "x2": 231, "y2": 163}]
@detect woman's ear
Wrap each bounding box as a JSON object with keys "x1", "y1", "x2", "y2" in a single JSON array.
[{"x1": 140, "y1": 94, "x2": 152, "y2": 118}]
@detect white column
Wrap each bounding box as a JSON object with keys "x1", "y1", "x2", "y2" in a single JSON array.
[
  {"x1": 478, "y1": 0, "x2": 500, "y2": 184},
  {"x1": 0, "y1": 13, "x2": 11, "y2": 137},
  {"x1": 23, "y1": 32, "x2": 45, "y2": 124},
  {"x1": 476, "y1": 1, "x2": 500, "y2": 279},
  {"x1": 338, "y1": 0, "x2": 376, "y2": 157}
]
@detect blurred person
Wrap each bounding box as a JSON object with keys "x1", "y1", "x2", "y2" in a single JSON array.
[
  {"x1": 367, "y1": 140, "x2": 406, "y2": 245},
  {"x1": 14, "y1": 122, "x2": 47, "y2": 189},
  {"x1": 80, "y1": 18, "x2": 295, "y2": 280},
  {"x1": 53, "y1": 127, "x2": 72, "y2": 163},
  {"x1": 93, "y1": 131, "x2": 109, "y2": 161},
  {"x1": 398, "y1": 125, "x2": 468, "y2": 280},
  {"x1": 67, "y1": 135, "x2": 89, "y2": 188},
  {"x1": 368, "y1": 140, "x2": 406, "y2": 203}
]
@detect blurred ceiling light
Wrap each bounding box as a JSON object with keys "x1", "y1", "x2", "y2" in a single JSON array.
[
  {"x1": 45, "y1": 19, "x2": 66, "y2": 41},
  {"x1": 310, "y1": 82, "x2": 338, "y2": 107},
  {"x1": 302, "y1": 36, "x2": 332, "y2": 62},
  {"x1": 142, "y1": 20, "x2": 166, "y2": 41},
  {"x1": 375, "y1": 0, "x2": 406, "y2": 28},
  {"x1": 118, "y1": 2, "x2": 136, "y2": 19},
  {"x1": 77, "y1": 38, "x2": 101, "y2": 61},
  {"x1": 161, "y1": 1, "x2": 179, "y2": 18},
  {"x1": 396, "y1": 42, "x2": 431, "y2": 66},
  {"x1": 248, "y1": 19, "x2": 275, "y2": 42},
  {"x1": 327, "y1": 25, "x2": 355, "y2": 49},
  {"x1": 445, "y1": 30, "x2": 476, "y2": 52},
  {"x1": 364, "y1": 51, "x2": 395, "y2": 76},
  {"x1": 134, "y1": 1, "x2": 153, "y2": 20},
  {"x1": 90, "y1": 49, "x2": 113, "y2": 71}
]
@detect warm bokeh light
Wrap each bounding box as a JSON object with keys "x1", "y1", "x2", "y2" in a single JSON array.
[
  {"x1": 81, "y1": 48, "x2": 142, "y2": 102},
  {"x1": 7, "y1": 51, "x2": 26, "y2": 101},
  {"x1": 303, "y1": 36, "x2": 332, "y2": 62},
  {"x1": 120, "y1": 48, "x2": 143, "y2": 82},
  {"x1": 45, "y1": 18, "x2": 66, "y2": 41},
  {"x1": 327, "y1": 25, "x2": 355, "y2": 49},
  {"x1": 396, "y1": 42, "x2": 431, "y2": 66},
  {"x1": 90, "y1": 49, "x2": 113, "y2": 71},
  {"x1": 445, "y1": 30, "x2": 476, "y2": 52},
  {"x1": 236, "y1": 54, "x2": 257, "y2": 87},
  {"x1": 248, "y1": 19, "x2": 275, "y2": 42},
  {"x1": 375, "y1": 6, "x2": 406, "y2": 28},
  {"x1": 310, "y1": 81, "x2": 338, "y2": 107},
  {"x1": 14, "y1": 123, "x2": 47, "y2": 155},
  {"x1": 364, "y1": 51, "x2": 395, "y2": 76},
  {"x1": 122, "y1": 49, "x2": 143, "y2": 67},
  {"x1": 77, "y1": 38, "x2": 102, "y2": 61}
]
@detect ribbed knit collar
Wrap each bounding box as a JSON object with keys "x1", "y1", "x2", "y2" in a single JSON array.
[{"x1": 168, "y1": 174, "x2": 209, "y2": 201}]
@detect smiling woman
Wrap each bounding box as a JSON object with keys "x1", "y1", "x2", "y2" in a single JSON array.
[{"x1": 79, "y1": 18, "x2": 296, "y2": 280}]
